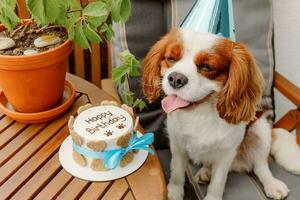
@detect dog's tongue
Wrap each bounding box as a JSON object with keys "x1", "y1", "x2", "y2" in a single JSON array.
[{"x1": 161, "y1": 95, "x2": 190, "y2": 113}]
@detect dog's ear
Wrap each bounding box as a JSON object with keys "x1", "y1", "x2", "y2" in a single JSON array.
[
  {"x1": 142, "y1": 29, "x2": 177, "y2": 103},
  {"x1": 216, "y1": 42, "x2": 263, "y2": 124}
]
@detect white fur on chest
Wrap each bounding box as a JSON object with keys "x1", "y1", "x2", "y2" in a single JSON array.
[{"x1": 167, "y1": 102, "x2": 245, "y2": 164}]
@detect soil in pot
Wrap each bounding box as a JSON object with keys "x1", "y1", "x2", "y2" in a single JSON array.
[{"x1": 0, "y1": 23, "x2": 68, "y2": 56}]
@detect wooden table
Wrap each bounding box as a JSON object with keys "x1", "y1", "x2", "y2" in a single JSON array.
[{"x1": 0, "y1": 73, "x2": 167, "y2": 200}]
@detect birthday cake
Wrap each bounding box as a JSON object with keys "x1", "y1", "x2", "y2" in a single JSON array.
[{"x1": 68, "y1": 101, "x2": 138, "y2": 171}]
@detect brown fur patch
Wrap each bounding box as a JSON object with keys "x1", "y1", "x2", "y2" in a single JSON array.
[
  {"x1": 68, "y1": 116, "x2": 75, "y2": 130},
  {"x1": 70, "y1": 130, "x2": 83, "y2": 146},
  {"x1": 133, "y1": 149, "x2": 139, "y2": 154},
  {"x1": 100, "y1": 100, "x2": 120, "y2": 107},
  {"x1": 271, "y1": 129, "x2": 277, "y2": 141},
  {"x1": 142, "y1": 28, "x2": 181, "y2": 103},
  {"x1": 194, "y1": 40, "x2": 231, "y2": 85},
  {"x1": 236, "y1": 131, "x2": 260, "y2": 161},
  {"x1": 120, "y1": 152, "x2": 134, "y2": 167},
  {"x1": 87, "y1": 141, "x2": 107, "y2": 151},
  {"x1": 73, "y1": 151, "x2": 86, "y2": 166},
  {"x1": 117, "y1": 132, "x2": 132, "y2": 148},
  {"x1": 77, "y1": 103, "x2": 92, "y2": 114},
  {"x1": 91, "y1": 159, "x2": 109, "y2": 171},
  {"x1": 216, "y1": 40, "x2": 263, "y2": 124}
]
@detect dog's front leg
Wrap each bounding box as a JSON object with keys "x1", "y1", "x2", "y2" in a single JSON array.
[
  {"x1": 204, "y1": 151, "x2": 235, "y2": 200},
  {"x1": 168, "y1": 139, "x2": 188, "y2": 200}
]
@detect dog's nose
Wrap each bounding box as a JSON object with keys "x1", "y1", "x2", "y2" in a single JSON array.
[{"x1": 167, "y1": 72, "x2": 188, "y2": 89}]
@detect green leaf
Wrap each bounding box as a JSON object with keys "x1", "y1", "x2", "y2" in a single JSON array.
[
  {"x1": 111, "y1": 0, "x2": 131, "y2": 22},
  {"x1": 55, "y1": 2, "x2": 67, "y2": 26},
  {"x1": 6, "y1": 0, "x2": 16, "y2": 8},
  {"x1": 83, "y1": 22, "x2": 102, "y2": 43},
  {"x1": 120, "y1": 0, "x2": 131, "y2": 22},
  {"x1": 74, "y1": 22, "x2": 91, "y2": 50},
  {"x1": 0, "y1": 4, "x2": 19, "y2": 31},
  {"x1": 86, "y1": 16, "x2": 106, "y2": 29},
  {"x1": 103, "y1": 24, "x2": 114, "y2": 41},
  {"x1": 121, "y1": 88, "x2": 134, "y2": 106},
  {"x1": 83, "y1": 1, "x2": 108, "y2": 17},
  {"x1": 112, "y1": 65, "x2": 130, "y2": 85},
  {"x1": 133, "y1": 99, "x2": 147, "y2": 111},
  {"x1": 27, "y1": 0, "x2": 61, "y2": 26}
]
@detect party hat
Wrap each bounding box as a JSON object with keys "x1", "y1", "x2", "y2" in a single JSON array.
[{"x1": 181, "y1": 0, "x2": 236, "y2": 41}]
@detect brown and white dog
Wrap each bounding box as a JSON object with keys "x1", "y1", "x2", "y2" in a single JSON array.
[{"x1": 142, "y1": 29, "x2": 296, "y2": 200}]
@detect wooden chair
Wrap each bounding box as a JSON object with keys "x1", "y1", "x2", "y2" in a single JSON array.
[{"x1": 15, "y1": 1, "x2": 300, "y2": 144}]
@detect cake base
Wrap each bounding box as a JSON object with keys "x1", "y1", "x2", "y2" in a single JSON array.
[{"x1": 59, "y1": 134, "x2": 149, "y2": 181}]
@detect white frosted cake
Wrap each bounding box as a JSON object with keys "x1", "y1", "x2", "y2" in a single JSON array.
[{"x1": 68, "y1": 101, "x2": 138, "y2": 171}]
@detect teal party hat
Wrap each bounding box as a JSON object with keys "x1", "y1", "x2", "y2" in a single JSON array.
[{"x1": 181, "y1": 0, "x2": 236, "y2": 41}]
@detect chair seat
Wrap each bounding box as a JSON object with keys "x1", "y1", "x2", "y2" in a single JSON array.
[{"x1": 157, "y1": 149, "x2": 300, "y2": 200}]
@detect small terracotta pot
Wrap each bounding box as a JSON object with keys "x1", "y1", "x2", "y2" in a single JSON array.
[{"x1": 0, "y1": 22, "x2": 72, "y2": 113}]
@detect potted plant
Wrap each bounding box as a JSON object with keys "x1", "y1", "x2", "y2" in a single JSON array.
[{"x1": 0, "y1": 0, "x2": 131, "y2": 113}]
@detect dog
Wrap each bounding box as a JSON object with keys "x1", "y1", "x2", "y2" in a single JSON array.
[{"x1": 142, "y1": 29, "x2": 293, "y2": 200}]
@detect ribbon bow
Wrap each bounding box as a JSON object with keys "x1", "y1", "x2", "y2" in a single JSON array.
[{"x1": 72, "y1": 131, "x2": 154, "y2": 169}]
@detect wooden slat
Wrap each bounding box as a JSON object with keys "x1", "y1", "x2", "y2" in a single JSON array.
[
  {"x1": 10, "y1": 153, "x2": 61, "y2": 200},
  {"x1": 56, "y1": 178, "x2": 90, "y2": 199},
  {"x1": 107, "y1": 42, "x2": 112, "y2": 78},
  {"x1": 0, "y1": 95, "x2": 88, "y2": 185},
  {"x1": 16, "y1": 0, "x2": 30, "y2": 19},
  {"x1": 126, "y1": 153, "x2": 167, "y2": 200},
  {"x1": 102, "y1": 179, "x2": 129, "y2": 200},
  {"x1": 0, "y1": 116, "x2": 14, "y2": 133},
  {"x1": 274, "y1": 109, "x2": 300, "y2": 130},
  {"x1": 74, "y1": 43, "x2": 85, "y2": 79},
  {"x1": 123, "y1": 191, "x2": 135, "y2": 200},
  {"x1": 0, "y1": 122, "x2": 27, "y2": 149},
  {"x1": 274, "y1": 71, "x2": 300, "y2": 108},
  {"x1": 0, "y1": 112, "x2": 4, "y2": 119},
  {"x1": 296, "y1": 122, "x2": 300, "y2": 146},
  {"x1": 0, "y1": 123, "x2": 48, "y2": 165},
  {"x1": 91, "y1": 43, "x2": 102, "y2": 87},
  {"x1": 79, "y1": 182, "x2": 112, "y2": 200},
  {"x1": 0, "y1": 125, "x2": 70, "y2": 198},
  {"x1": 34, "y1": 169, "x2": 73, "y2": 200},
  {"x1": 0, "y1": 125, "x2": 69, "y2": 199}
]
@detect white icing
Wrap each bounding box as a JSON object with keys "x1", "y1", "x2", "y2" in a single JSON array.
[{"x1": 74, "y1": 105, "x2": 133, "y2": 141}]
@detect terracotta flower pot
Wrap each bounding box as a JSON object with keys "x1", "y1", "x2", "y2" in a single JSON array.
[{"x1": 0, "y1": 23, "x2": 72, "y2": 113}]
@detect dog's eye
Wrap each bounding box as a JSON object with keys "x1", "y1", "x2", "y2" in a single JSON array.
[
  {"x1": 166, "y1": 57, "x2": 176, "y2": 63},
  {"x1": 197, "y1": 63, "x2": 213, "y2": 72}
]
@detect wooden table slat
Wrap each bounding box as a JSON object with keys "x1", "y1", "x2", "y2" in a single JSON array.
[
  {"x1": 102, "y1": 179, "x2": 129, "y2": 200},
  {"x1": 34, "y1": 169, "x2": 73, "y2": 200},
  {"x1": 56, "y1": 178, "x2": 90, "y2": 199},
  {"x1": 126, "y1": 153, "x2": 167, "y2": 200},
  {"x1": 10, "y1": 152, "x2": 61, "y2": 200},
  {"x1": 0, "y1": 126, "x2": 69, "y2": 199},
  {"x1": 0, "y1": 95, "x2": 88, "y2": 184},
  {"x1": 0, "y1": 122, "x2": 27, "y2": 149},
  {"x1": 0, "y1": 123, "x2": 48, "y2": 165},
  {"x1": 123, "y1": 191, "x2": 136, "y2": 200},
  {"x1": 79, "y1": 182, "x2": 112, "y2": 200},
  {"x1": 0, "y1": 116, "x2": 14, "y2": 133},
  {"x1": 0, "y1": 74, "x2": 167, "y2": 200}
]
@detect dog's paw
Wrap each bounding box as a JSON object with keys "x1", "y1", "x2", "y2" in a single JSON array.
[
  {"x1": 264, "y1": 178, "x2": 289, "y2": 200},
  {"x1": 167, "y1": 183, "x2": 184, "y2": 200},
  {"x1": 194, "y1": 167, "x2": 211, "y2": 184},
  {"x1": 203, "y1": 194, "x2": 222, "y2": 200}
]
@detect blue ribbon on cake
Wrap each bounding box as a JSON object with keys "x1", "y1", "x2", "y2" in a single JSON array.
[{"x1": 72, "y1": 131, "x2": 154, "y2": 169}]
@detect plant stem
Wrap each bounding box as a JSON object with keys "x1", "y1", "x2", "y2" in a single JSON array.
[
  {"x1": 67, "y1": 9, "x2": 82, "y2": 13},
  {"x1": 10, "y1": 24, "x2": 24, "y2": 37}
]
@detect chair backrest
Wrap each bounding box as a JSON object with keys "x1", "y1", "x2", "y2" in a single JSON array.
[{"x1": 15, "y1": 0, "x2": 112, "y2": 88}]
